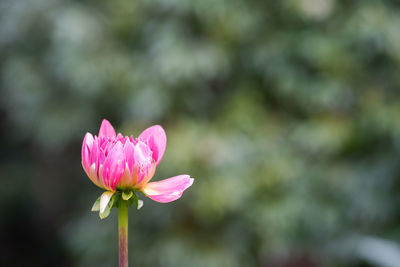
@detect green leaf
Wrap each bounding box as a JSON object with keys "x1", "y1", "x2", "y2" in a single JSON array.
[
  {"x1": 91, "y1": 196, "x2": 101, "y2": 211},
  {"x1": 122, "y1": 190, "x2": 133, "y2": 201}
]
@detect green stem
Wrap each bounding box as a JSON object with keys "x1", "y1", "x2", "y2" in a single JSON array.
[{"x1": 118, "y1": 200, "x2": 128, "y2": 267}]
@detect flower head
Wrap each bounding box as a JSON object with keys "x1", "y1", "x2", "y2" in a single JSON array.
[{"x1": 82, "y1": 119, "x2": 194, "y2": 203}]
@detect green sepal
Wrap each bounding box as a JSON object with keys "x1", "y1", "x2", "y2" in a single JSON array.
[
  {"x1": 99, "y1": 204, "x2": 111, "y2": 219},
  {"x1": 91, "y1": 196, "x2": 101, "y2": 211},
  {"x1": 91, "y1": 190, "x2": 143, "y2": 219},
  {"x1": 99, "y1": 191, "x2": 116, "y2": 219},
  {"x1": 137, "y1": 199, "x2": 143, "y2": 210},
  {"x1": 122, "y1": 190, "x2": 134, "y2": 201},
  {"x1": 126, "y1": 191, "x2": 144, "y2": 210}
]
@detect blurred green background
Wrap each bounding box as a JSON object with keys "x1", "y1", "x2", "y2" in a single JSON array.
[{"x1": 1, "y1": 0, "x2": 400, "y2": 266}]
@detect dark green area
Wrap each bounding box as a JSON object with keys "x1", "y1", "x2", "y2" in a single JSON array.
[{"x1": 1, "y1": 0, "x2": 400, "y2": 266}]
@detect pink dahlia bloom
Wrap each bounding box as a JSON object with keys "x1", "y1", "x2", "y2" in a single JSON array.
[{"x1": 81, "y1": 119, "x2": 194, "y2": 203}]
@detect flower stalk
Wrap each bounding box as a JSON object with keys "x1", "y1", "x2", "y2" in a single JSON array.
[{"x1": 118, "y1": 200, "x2": 128, "y2": 267}]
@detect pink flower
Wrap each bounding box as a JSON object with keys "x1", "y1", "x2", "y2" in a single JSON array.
[{"x1": 82, "y1": 119, "x2": 194, "y2": 203}]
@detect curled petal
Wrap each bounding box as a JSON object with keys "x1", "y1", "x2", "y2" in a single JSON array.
[
  {"x1": 81, "y1": 133, "x2": 94, "y2": 171},
  {"x1": 98, "y1": 119, "x2": 116, "y2": 138},
  {"x1": 142, "y1": 175, "x2": 194, "y2": 203},
  {"x1": 102, "y1": 142, "x2": 126, "y2": 191},
  {"x1": 139, "y1": 125, "x2": 166, "y2": 166}
]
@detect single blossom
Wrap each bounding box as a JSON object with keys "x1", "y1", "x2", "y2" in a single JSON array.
[{"x1": 81, "y1": 119, "x2": 194, "y2": 203}]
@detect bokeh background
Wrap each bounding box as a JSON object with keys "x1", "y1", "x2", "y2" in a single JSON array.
[{"x1": 2, "y1": 0, "x2": 400, "y2": 266}]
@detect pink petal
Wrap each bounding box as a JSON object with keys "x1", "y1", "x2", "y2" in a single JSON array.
[
  {"x1": 142, "y1": 175, "x2": 194, "y2": 203},
  {"x1": 139, "y1": 125, "x2": 166, "y2": 166},
  {"x1": 134, "y1": 141, "x2": 154, "y2": 184},
  {"x1": 123, "y1": 140, "x2": 135, "y2": 173},
  {"x1": 98, "y1": 119, "x2": 116, "y2": 138},
  {"x1": 90, "y1": 137, "x2": 98, "y2": 162},
  {"x1": 98, "y1": 145, "x2": 106, "y2": 165},
  {"x1": 102, "y1": 142, "x2": 126, "y2": 191},
  {"x1": 83, "y1": 162, "x2": 102, "y2": 188},
  {"x1": 116, "y1": 133, "x2": 125, "y2": 142},
  {"x1": 116, "y1": 162, "x2": 135, "y2": 188},
  {"x1": 81, "y1": 133, "x2": 94, "y2": 171}
]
